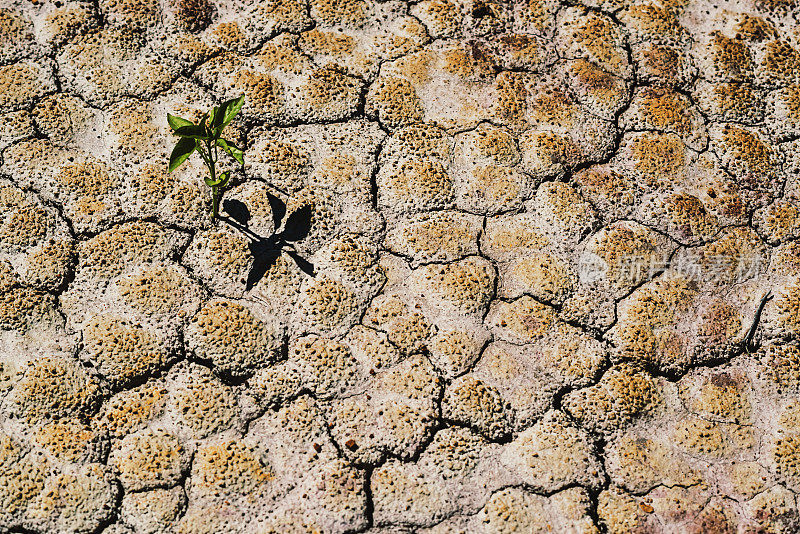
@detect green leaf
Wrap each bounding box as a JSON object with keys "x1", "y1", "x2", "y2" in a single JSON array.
[
  {"x1": 173, "y1": 123, "x2": 210, "y2": 139},
  {"x1": 218, "y1": 170, "x2": 231, "y2": 188},
  {"x1": 199, "y1": 111, "x2": 212, "y2": 137},
  {"x1": 168, "y1": 137, "x2": 196, "y2": 173},
  {"x1": 217, "y1": 138, "x2": 244, "y2": 165},
  {"x1": 221, "y1": 95, "x2": 245, "y2": 128},
  {"x1": 208, "y1": 106, "x2": 221, "y2": 137},
  {"x1": 204, "y1": 170, "x2": 232, "y2": 188},
  {"x1": 167, "y1": 114, "x2": 194, "y2": 131}
]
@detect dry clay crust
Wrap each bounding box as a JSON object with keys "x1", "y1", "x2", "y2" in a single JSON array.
[{"x1": 0, "y1": 0, "x2": 800, "y2": 533}]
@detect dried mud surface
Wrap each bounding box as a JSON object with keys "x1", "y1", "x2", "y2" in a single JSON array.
[{"x1": 1, "y1": 0, "x2": 800, "y2": 532}]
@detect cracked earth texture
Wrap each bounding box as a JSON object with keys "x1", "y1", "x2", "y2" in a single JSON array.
[{"x1": 2, "y1": 0, "x2": 800, "y2": 532}]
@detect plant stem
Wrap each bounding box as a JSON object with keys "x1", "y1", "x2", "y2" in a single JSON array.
[
  {"x1": 211, "y1": 186, "x2": 220, "y2": 219},
  {"x1": 207, "y1": 146, "x2": 216, "y2": 185},
  {"x1": 198, "y1": 138, "x2": 220, "y2": 220}
]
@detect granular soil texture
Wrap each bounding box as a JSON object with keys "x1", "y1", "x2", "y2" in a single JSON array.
[{"x1": 1, "y1": 0, "x2": 800, "y2": 532}]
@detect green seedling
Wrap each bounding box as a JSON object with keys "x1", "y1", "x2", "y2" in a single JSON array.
[{"x1": 167, "y1": 95, "x2": 245, "y2": 219}]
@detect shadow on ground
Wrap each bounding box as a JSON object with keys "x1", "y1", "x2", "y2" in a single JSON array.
[{"x1": 220, "y1": 194, "x2": 315, "y2": 290}]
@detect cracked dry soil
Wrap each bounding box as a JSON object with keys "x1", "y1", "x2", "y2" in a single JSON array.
[{"x1": 2, "y1": 0, "x2": 800, "y2": 532}]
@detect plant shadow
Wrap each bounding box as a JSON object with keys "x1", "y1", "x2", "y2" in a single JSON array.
[{"x1": 220, "y1": 194, "x2": 315, "y2": 291}]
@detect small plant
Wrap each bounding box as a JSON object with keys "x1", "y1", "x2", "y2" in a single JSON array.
[{"x1": 167, "y1": 95, "x2": 245, "y2": 219}]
